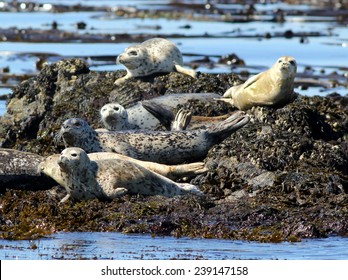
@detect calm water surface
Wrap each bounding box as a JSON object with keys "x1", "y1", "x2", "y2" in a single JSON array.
[{"x1": 1, "y1": 232, "x2": 347, "y2": 260}]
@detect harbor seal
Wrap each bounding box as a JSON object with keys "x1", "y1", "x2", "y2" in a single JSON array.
[
  {"x1": 219, "y1": 56, "x2": 297, "y2": 110},
  {"x1": 115, "y1": 38, "x2": 197, "y2": 85},
  {"x1": 99, "y1": 102, "x2": 138, "y2": 131},
  {"x1": 56, "y1": 111, "x2": 249, "y2": 164},
  {"x1": 100, "y1": 102, "x2": 191, "y2": 131},
  {"x1": 46, "y1": 147, "x2": 202, "y2": 202},
  {"x1": 39, "y1": 152, "x2": 207, "y2": 183},
  {"x1": 99, "y1": 93, "x2": 225, "y2": 132}
]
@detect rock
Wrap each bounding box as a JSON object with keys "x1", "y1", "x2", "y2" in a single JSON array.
[
  {"x1": 0, "y1": 59, "x2": 238, "y2": 155},
  {"x1": 0, "y1": 58, "x2": 347, "y2": 241}
]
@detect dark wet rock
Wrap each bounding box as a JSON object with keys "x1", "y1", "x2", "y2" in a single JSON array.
[
  {"x1": 0, "y1": 58, "x2": 347, "y2": 242},
  {"x1": 0, "y1": 59, "x2": 238, "y2": 154},
  {"x1": 218, "y1": 53, "x2": 245, "y2": 66}
]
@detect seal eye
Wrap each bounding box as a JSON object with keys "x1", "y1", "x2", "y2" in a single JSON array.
[
  {"x1": 289, "y1": 60, "x2": 296, "y2": 66},
  {"x1": 113, "y1": 106, "x2": 119, "y2": 111},
  {"x1": 71, "y1": 153, "x2": 78, "y2": 157},
  {"x1": 128, "y1": 50, "x2": 138, "y2": 56},
  {"x1": 278, "y1": 59, "x2": 283, "y2": 64}
]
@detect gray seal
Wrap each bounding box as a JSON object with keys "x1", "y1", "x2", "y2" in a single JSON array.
[
  {"x1": 220, "y1": 56, "x2": 297, "y2": 110},
  {"x1": 115, "y1": 38, "x2": 196, "y2": 85},
  {"x1": 56, "y1": 111, "x2": 249, "y2": 164},
  {"x1": 44, "y1": 147, "x2": 202, "y2": 202}
]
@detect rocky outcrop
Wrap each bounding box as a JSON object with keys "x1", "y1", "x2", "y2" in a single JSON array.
[{"x1": 0, "y1": 59, "x2": 347, "y2": 241}]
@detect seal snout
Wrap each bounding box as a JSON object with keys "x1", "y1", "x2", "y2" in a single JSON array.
[
  {"x1": 116, "y1": 54, "x2": 122, "y2": 64},
  {"x1": 58, "y1": 155, "x2": 68, "y2": 168}
]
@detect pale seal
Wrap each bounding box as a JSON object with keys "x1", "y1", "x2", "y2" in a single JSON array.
[
  {"x1": 99, "y1": 103, "x2": 138, "y2": 131},
  {"x1": 44, "y1": 147, "x2": 202, "y2": 202},
  {"x1": 220, "y1": 56, "x2": 297, "y2": 110},
  {"x1": 115, "y1": 38, "x2": 196, "y2": 85},
  {"x1": 56, "y1": 111, "x2": 249, "y2": 164}
]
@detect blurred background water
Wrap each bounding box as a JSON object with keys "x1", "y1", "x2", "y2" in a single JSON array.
[{"x1": 1, "y1": 0, "x2": 348, "y2": 118}]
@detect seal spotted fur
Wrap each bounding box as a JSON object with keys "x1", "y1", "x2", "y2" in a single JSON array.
[
  {"x1": 39, "y1": 152, "x2": 207, "y2": 182},
  {"x1": 46, "y1": 147, "x2": 202, "y2": 202},
  {"x1": 220, "y1": 56, "x2": 297, "y2": 110},
  {"x1": 99, "y1": 93, "x2": 225, "y2": 132},
  {"x1": 0, "y1": 148, "x2": 55, "y2": 189},
  {"x1": 100, "y1": 102, "x2": 191, "y2": 131},
  {"x1": 56, "y1": 111, "x2": 249, "y2": 164},
  {"x1": 115, "y1": 38, "x2": 196, "y2": 85}
]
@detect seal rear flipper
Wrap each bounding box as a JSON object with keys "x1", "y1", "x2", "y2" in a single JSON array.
[
  {"x1": 174, "y1": 64, "x2": 197, "y2": 78},
  {"x1": 207, "y1": 111, "x2": 250, "y2": 143},
  {"x1": 171, "y1": 108, "x2": 192, "y2": 131},
  {"x1": 141, "y1": 101, "x2": 175, "y2": 131},
  {"x1": 168, "y1": 162, "x2": 207, "y2": 180}
]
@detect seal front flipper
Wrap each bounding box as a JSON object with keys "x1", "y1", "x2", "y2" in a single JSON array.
[
  {"x1": 142, "y1": 101, "x2": 175, "y2": 131},
  {"x1": 106, "y1": 187, "x2": 128, "y2": 199},
  {"x1": 108, "y1": 140, "x2": 141, "y2": 159}
]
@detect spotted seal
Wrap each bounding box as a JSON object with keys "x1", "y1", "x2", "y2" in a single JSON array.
[
  {"x1": 44, "y1": 147, "x2": 202, "y2": 202},
  {"x1": 100, "y1": 102, "x2": 191, "y2": 131},
  {"x1": 39, "y1": 152, "x2": 207, "y2": 182},
  {"x1": 220, "y1": 56, "x2": 297, "y2": 110},
  {"x1": 56, "y1": 111, "x2": 249, "y2": 164},
  {"x1": 1, "y1": 148, "x2": 206, "y2": 190},
  {"x1": 99, "y1": 93, "x2": 224, "y2": 131},
  {"x1": 115, "y1": 38, "x2": 196, "y2": 85}
]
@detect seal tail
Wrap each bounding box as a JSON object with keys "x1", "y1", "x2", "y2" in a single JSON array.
[
  {"x1": 207, "y1": 111, "x2": 250, "y2": 143},
  {"x1": 142, "y1": 101, "x2": 175, "y2": 131}
]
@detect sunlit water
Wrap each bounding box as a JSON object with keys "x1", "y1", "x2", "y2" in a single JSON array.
[{"x1": 1, "y1": 232, "x2": 347, "y2": 260}]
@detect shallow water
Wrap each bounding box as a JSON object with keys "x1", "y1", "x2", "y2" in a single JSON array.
[{"x1": 1, "y1": 232, "x2": 347, "y2": 260}]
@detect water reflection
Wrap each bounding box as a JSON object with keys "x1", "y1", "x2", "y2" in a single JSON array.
[{"x1": 0, "y1": 232, "x2": 347, "y2": 260}]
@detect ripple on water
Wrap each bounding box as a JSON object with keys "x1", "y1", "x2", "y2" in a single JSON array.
[{"x1": 0, "y1": 233, "x2": 347, "y2": 260}]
